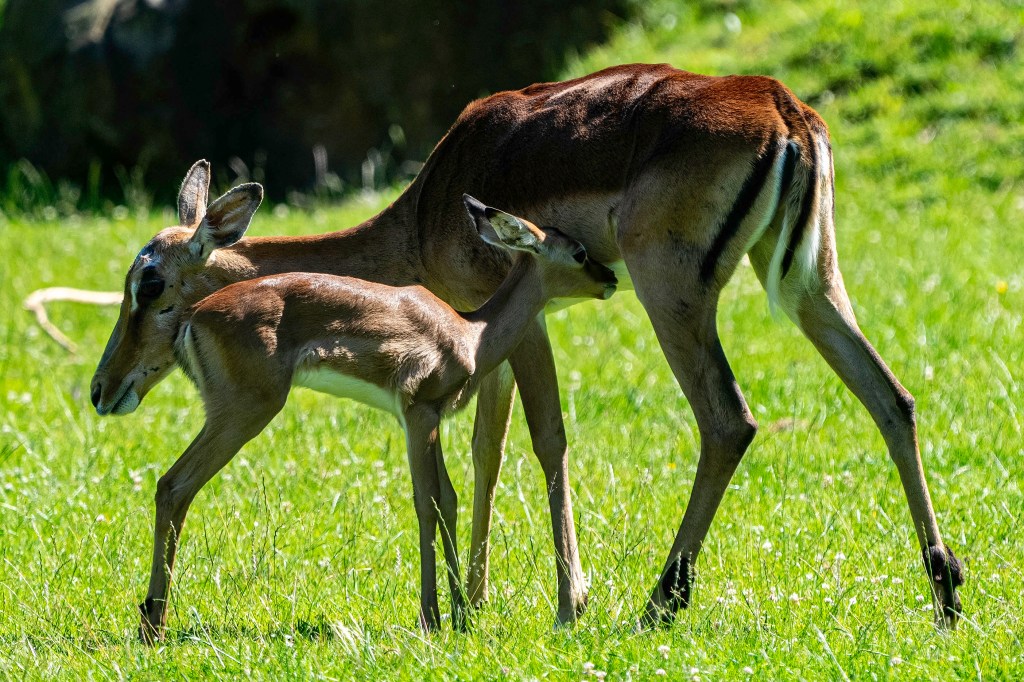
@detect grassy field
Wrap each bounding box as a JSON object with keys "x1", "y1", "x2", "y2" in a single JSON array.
[{"x1": 2, "y1": 0, "x2": 1023, "y2": 678}]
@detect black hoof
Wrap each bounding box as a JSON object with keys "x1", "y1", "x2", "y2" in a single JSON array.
[
  {"x1": 640, "y1": 555, "x2": 693, "y2": 628},
  {"x1": 922, "y1": 545, "x2": 964, "y2": 627},
  {"x1": 660, "y1": 554, "x2": 693, "y2": 612},
  {"x1": 138, "y1": 599, "x2": 162, "y2": 645}
]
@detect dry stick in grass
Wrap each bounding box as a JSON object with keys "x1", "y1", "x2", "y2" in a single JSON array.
[{"x1": 23, "y1": 287, "x2": 122, "y2": 353}]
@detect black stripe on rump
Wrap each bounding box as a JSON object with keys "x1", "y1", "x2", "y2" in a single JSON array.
[
  {"x1": 700, "y1": 143, "x2": 781, "y2": 283},
  {"x1": 780, "y1": 132, "x2": 820, "y2": 277},
  {"x1": 777, "y1": 140, "x2": 799, "y2": 217}
]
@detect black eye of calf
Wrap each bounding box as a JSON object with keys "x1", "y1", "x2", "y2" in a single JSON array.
[
  {"x1": 138, "y1": 278, "x2": 165, "y2": 301},
  {"x1": 572, "y1": 247, "x2": 587, "y2": 264}
]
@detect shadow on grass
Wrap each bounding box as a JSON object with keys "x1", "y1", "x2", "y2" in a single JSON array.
[
  {"x1": 171, "y1": 617, "x2": 343, "y2": 644},
  {"x1": 0, "y1": 618, "x2": 348, "y2": 652}
]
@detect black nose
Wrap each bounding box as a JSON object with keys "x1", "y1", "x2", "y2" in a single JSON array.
[{"x1": 91, "y1": 384, "x2": 101, "y2": 408}]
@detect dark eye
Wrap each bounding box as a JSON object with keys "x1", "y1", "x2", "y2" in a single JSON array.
[
  {"x1": 571, "y1": 246, "x2": 587, "y2": 264},
  {"x1": 137, "y1": 277, "x2": 165, "y2": 301}
]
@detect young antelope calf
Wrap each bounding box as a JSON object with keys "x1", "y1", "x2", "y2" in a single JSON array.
[{"x1": 120, "y1": 192, "x2": 616, "y2": 642}]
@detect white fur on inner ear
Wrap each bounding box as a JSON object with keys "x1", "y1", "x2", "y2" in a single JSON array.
[
  {"x1": 188, "y1": 183, "x2": 263, "y2": 258},
  {"x1": 178, "y1": 160, "x2": 211, "y2": 228},
  {"x1": 488, "y1": 211, "x2": 540, "y2": 253}
]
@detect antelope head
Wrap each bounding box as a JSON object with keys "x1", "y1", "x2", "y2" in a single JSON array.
[
  {"x1": 462, "y1": 194, "x2": 618, "y2": 302},
  {"x1": 90, "y1": 161, "x2": 263, "y2": 415}
]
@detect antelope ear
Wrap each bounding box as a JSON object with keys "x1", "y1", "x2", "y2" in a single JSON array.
[
  {"x1": 178, "y1": 160, "x2": 211, "y2": 228},
  {"x1": 189, "y1": 183, "x2": 263, "y2": 259},
  {"x1": 462, "y1": 194, "x2": 540, "y2": 253}
]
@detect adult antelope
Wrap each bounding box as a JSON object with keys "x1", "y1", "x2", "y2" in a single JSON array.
[{"x1": 92, "y1": 63, "x2": 962, "y2": 633}]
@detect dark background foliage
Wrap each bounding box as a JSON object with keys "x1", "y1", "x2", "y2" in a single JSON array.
[{"x1": 0, "y1": 0, "x2": 630, "y2": 202}]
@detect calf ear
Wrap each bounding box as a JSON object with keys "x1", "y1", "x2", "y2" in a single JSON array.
[
  {"x1": 178, "y1": 160, "x2": 211, "y2": 228},
  {"x1": 189, "y1": 183, "x2": 263, "y2": 260},
  {"x1": 462, "y1": 194, "x2": 541, "y2": 253}
]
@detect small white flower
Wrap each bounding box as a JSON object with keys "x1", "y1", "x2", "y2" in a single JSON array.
[
  {"x1": 789, "y1": 593, "x2": 801, "y2": 603},
  {"x1": 890, "y1": 656, "x2": 903, "y2": 666},
  {"x1": 849, "y1": 596, "x2": 857, "y2": 606},
  {"x1": 595, "y1": 672, "x2": 607, "y2": 680},
  {"x1": 583, "y1": 662, "x2": 595, "y2": 674},
  {"x1": 761, "y1": 540, "x2": 773, "y2": 551},
  {"x1": 658, "y1": 644, "x2": 670, "y2": 659},
  {"x1": 892, "y1": 577, "x2": 903, "y2": 585},
  {"x1": 742, "y1": 667, "x2": 754, "y2": 675},
  {"x1": 655, "y1": 669, "x2": 666, "y2": 677},
  {"x1": 283, "y1": 634, "x2": 294, "y2": 648}
]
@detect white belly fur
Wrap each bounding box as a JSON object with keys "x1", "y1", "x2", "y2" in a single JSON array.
[{"x1": 293, "y1": 367, "x2": 406, "y2": 427}]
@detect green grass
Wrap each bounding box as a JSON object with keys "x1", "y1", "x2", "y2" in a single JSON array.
[{"x1": 2, "y1": 0, "x2": 1023, "y2": 677}]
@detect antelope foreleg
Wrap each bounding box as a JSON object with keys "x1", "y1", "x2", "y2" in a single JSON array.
[
  {"x1": 508, "y1": 317, "x2": 587, "y2": 626},
  {"x1": 140, "y1": 401, "x2": 282, "y2": 644},
  {"x1": 467, "y1": 362, "x2": 516, "y2": 608}
]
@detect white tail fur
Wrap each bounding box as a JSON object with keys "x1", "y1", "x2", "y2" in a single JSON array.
[{"x1": 759, "y1": 134, "x2": 828, "y2": 319}]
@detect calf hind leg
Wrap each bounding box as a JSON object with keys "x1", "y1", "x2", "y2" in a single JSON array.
[
  {"x1": 404, "y1": 406, "x2": 445, "y2": 630},
  {"x1": 434, "y1": 440, "x2": 468, "y2": 630}
]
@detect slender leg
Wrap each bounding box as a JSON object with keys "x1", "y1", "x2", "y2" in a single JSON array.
[
  {"x1": 507, "y1": 317, "x2": 588, "y2": 625},
  {"x1": 638, "y1": 307, "x2": 756, "y2": 625},
  {"x1": 790, "y1": 275, "x2": 962, "y2": 626},
  {"x1": 434, "y1": 438, "x2": 467, "y2": 630},
  {"x1": 613, "y1": 229, "x2": 757, "y2": 626},
  {"x1": 140, "y1": 397, "x2": 284, "y2": 643},
  {"x1": 404, "y1": 404, "x2": 445, "y2": 631},
  {"x1": 467, "y1": 362, "x2": 516, "y2": 608},
  {"x1": 744, "y1": 199, "x2": 964, "y2": 628}
]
